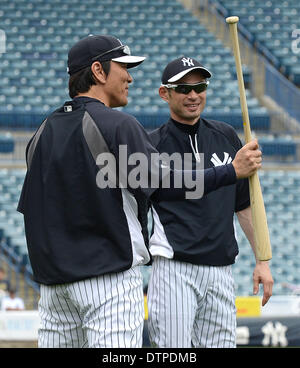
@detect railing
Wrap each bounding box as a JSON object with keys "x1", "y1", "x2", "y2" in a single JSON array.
[
  {"x1": 265, "y1": 62, "x2": 300, "y2": 124},
  {"x1": 204, "y1": 0, "x2": 300, "y2": 127},
  {"x1": 0, "y1": 135, "x2": 29, "y2": 164}
]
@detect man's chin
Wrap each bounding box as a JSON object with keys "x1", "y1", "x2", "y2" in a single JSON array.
[
  {"x1": 111, "y1": 99, "x2": 128, "y2": 108},
  {"x1": 184, "y1": 111, "x2": 201, "y2": 121}
]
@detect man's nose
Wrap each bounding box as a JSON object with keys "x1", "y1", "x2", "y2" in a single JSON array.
[
  {"x1": 127, "y1": 71, "x2": 133, "y2": 84},
  {"x1": 187, "y1": 89, "x2": 199, "y2": 98}
]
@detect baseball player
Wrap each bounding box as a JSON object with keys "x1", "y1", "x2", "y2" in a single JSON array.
[
  {"x1": 147, "y1": 57, "x2": 274, "y2": 348},
  {"x1": 17, "y1": 35, "x2": 262, "y2": 348}
]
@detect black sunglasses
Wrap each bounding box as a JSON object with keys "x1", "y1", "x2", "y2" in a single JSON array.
[{"x1": 162, "y1": 81, "x2": 209, "y2": 94}]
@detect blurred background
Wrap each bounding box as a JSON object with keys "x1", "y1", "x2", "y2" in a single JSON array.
[{"x1": 0, "y1": 0, "x2": 300, "y2": 347}]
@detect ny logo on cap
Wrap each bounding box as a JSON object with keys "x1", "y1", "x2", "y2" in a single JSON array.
[{"x1": 182, "y1": 57, "x2": 194, "y2": 67}]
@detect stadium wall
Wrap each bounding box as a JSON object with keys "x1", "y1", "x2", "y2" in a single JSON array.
[{"x1": 1, "y1": 296, "x2": 300, "y2": 347}]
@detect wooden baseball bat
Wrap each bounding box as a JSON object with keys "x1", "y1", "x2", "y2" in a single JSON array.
[{"x1": 226, "y1": 16, "x2": 272, "y2": 261}]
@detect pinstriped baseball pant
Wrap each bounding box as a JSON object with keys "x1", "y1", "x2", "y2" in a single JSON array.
[
  {"x1": 38, "y1": 266, "x2": 144, "y2": 348},
  {"x1": 147, "y1": 256, "x2": 236, "y2": 348}
]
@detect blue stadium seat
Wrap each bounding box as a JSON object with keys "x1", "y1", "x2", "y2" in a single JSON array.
[
  {"x1": 216, "y1": 0, "x2": 300, "y2": 85},
  {"x1": 0, "y1": 0, "x2": 272, "y2": 130},
  {"x1": 0, "y1": 167, "x2": 299, "y2": 295},
  {"x1": 0, "y1": 134, "x2": 14, "y2": 153}
]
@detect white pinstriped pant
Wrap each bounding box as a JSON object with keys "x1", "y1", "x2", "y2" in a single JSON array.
[
  {"x1": 147, "y1": 256, "x2": 237, "y2": 348},
  {"x1": 38, "y1": 266, "x2": 144, "y2": 348}
]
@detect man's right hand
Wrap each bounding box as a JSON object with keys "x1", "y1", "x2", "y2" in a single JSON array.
[{"x1": 232, "y1": 139, "x2": 262, "y2": 179}]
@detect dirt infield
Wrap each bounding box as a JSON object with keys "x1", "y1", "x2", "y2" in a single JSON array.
[{"x1": 0, "y1": 341, "x2": 37, "y2": 348}]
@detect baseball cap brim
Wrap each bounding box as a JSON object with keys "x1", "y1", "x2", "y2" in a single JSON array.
[
  {"x1": 112, "y1": 55, "x2": 146, "y2": 68},
  {"x1": 168, "y1": 66, "x2": 212, "y2": 82}
]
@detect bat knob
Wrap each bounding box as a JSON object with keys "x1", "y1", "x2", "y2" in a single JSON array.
[{"x1": 226, "y1": 16, "x2": 239, "y2": 24}]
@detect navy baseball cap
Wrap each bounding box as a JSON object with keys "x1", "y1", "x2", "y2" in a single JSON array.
[
  {"x1": 161, "y1": 57, "x2": 212, "y2": 84},
  {"x1": 67, "y1": 35, "x2": 146, "y2": 75}
]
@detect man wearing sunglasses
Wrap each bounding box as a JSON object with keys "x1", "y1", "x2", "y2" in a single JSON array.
[
  {"x1": 18, "y1": 34, "x2": 264, "y2": 349},
  {"x1": 147, "y1": 57, "x2": 273, "y2": 348}
]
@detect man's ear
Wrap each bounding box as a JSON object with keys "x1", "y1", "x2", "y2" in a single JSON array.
[
  {"x1": 158, "y1": 86, "x2": 170, "y2": 102},
  {"x1": 91, "y1": 61, "x2": 107, "y2": 84}
]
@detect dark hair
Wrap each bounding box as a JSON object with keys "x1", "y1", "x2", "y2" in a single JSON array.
[{"x1": 68, "y1": 61, "x2": 111, "y2": 99}]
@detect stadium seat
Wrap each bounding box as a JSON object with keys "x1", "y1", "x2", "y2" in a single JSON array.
[
  {"x1": 0, "y1": 0, "x2": 271, "y2": 130},
  {"x1": 0, "y1": 168, "x2": 299, "y2": 295},
  {"x1": 0, "y1": 0, "x2": 299, "y2": 299},
  {"x1": 215, "y1": 0, "x2": 300, "y2": 85},
  {"x1": 0, "y1": 133, "x2": 14, "y2": 153}
]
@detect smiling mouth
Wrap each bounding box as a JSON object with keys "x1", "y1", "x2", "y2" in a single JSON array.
[{"x1": 185, "y1": 103, "x2": 199, "y2": 109}]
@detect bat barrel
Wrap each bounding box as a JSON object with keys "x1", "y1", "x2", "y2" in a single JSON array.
[
  {"x1": 226, "y1": 16, "x2": 252, "y2": 143},
  {"x1": 226, "y1": 15, "x2": 272, "y2": 261}
]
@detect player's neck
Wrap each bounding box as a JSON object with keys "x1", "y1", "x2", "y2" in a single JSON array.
[
  {"x1": 170, "y1": 113, "x2": 200, "y2": 126},
  {"x1": 170, "y1": 112, "x2": 200, "y2": 125},
  {"x1": 75, "y1": 86, "x2": 109, "y2": 106}
]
